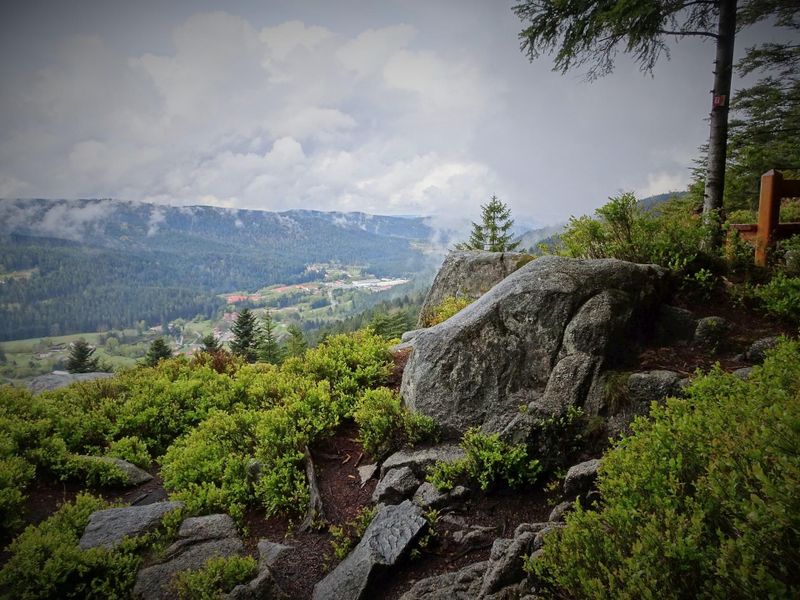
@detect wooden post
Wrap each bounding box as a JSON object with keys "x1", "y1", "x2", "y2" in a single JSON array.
[{"x1": 755, "y1": 170, "x2": 782, "y2": 267}]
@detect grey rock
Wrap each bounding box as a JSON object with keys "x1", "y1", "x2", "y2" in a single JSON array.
[
  {"x1": 480, "y1": 532, "x2": 536, "y2": 596},
  {"x1": 358, "y1": 464, "x2": 378, "y2": 486},
  {"x1": 380, "y1": 444, "x2": 465, "y2": 479},
  {"x1": 400, "y1": 560, "x2": 489, "y2": 600},
  {"x1": 564, "y1": 459, "x2": 601, "y2": 497},
  {"x1": 257, "y1": 539, "x2": 292, "y2": 569},
  {"x1": 77, "y1": 455, "x2": 153, "y2": 486},
  {"x1": 627, "y1": 370, "x2": 682, "y2": 406},
  {"x1": 439, "y1": 514, "x2": 469, "y2": 528},
  {"x1": 225, "y1": 567, "x2": 285, "y2": 600},
  {"x1": 412, "y1": 482, "x2": 469, "y2": 511},
  {"x1": 133, "y1": 537, "x2": 245, "y2": 600},
  {"x1": 655, "y1": 305, "x2": 696, "y2": 344},
  {"x1": 606, "y1": 370, "x2": 681, "y2": 437},
  {"x1": 401, "y1": 257, "x2": 666, "y2": 438},
  {"x1": 693, "y1": 316, "x2": 731, "y2": 349},
  {"x1": 733, "y1": 367, "x2": 754, "y2": 380},
  {"x1": 745, "y1": 336, "x2": 781, "y2": 363},
  {"x1": 417, "y1": 250, "x2": 532, "y2": 327},
  {"x1": 548, "y1": 501, "x2": 575, "y2": 523},
  {"x1": 372, "y1": 466, "x2": 420, "y2": 504},
  {"x1": 178, "y1": 514, "x2": 237, "y2": 541},
  {"x1": 26, "y1": 371, "x2": 114, "y2": 394},
  {"x1": 312, "y1": 500, "x2": 426, "y2": 600},
  {"x1": 451, "y1": 527, "x2": 495, "y2": 549},
  {"x1": 79, "y1": 501, "x2": 183, "y2": 550},
  {"x1": 513, "y1": 522, "x2": 548, "y2": 538}
]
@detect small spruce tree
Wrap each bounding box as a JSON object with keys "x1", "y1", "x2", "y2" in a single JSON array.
[
  {"x1": 200, "y1": 333, "x2": 222, "y2": 353},
  {"x1": 229, "y1": 308, "x2": 261, "y2": 363},
  {"x1": 259, "y1": 310, "x2": 284, "y2": 364},
  {"x1": 66, "y1": 339, "x2": 100, "y2": 373},
  {"x1": 285, "y1": 324, "x2": 308, "y2": 358},
  {"x1": 457, "y1": 195, "x2": 521, "y2": 252},
  {"x1": 144, "y1": 338, "x2": 172, "y2": 367}
]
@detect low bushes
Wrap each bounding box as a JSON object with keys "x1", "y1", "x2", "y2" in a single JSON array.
[
  {"x1": 0, "y1": 494, "x2": 145, "y2": 599},
  {"x1": 420, "y1": 296, "x2": 474, "y2": 327},
  {"x1": 428, "y1": 427, "x2": 541, "y2": 492},
  {"x1": 353, "y1": 388, "x2": 436, "y2": 457},
  {"x1": 531, "y1": 338, "x2": 800, "y2": 599},
  {"x1": 174, "y1": 555, "x2": 258, "y2": 600}
]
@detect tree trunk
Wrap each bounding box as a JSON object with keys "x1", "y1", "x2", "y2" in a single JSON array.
[{"x1": 702, "y1": 0, "x2": 738, "y2": 250}]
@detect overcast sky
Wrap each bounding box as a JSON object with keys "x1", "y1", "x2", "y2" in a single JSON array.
[{"x1": 0, "y1": 0, "x2": 786, "y2": 228}]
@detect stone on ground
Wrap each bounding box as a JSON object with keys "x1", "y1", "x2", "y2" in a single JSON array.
[
  {"x1": 372, "y1": 466, "x2": 420, "y2": 504},
  {"x1": 77, "y1": 455, "x2": 153, "y2": 486},
  {"x1": 380, "y1": 444, "x2": 465, "y2": 479},
  {"x1": 564, "y1": 459, "x2": 601, "y2": 498},
  {"x1": 79, "y1": 501, "x2": 183, "y2": 550}
]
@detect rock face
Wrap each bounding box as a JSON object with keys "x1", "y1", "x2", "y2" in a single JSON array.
[
  {"x1": 417, "y1": 251, "x2": 531, "y2": 327},
  {"x1": 402, "y1": 257, "x2": 667, "y2": 438},
  {"x1": 133, "y1": 514, "x2": 247, "y2": 600},
  {"x1": 79, "y1": 501, "x2": 184, "y2": 550},
  {"x1": 27, "y1": 371, "x2": 114, "y2": 394},
  {"x1": 313, "y1": 500, "x2": 426, "y2": 600}
]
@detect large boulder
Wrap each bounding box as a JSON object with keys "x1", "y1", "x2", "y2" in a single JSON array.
[
  {"x1": 312, "y1": 500, "x2": 426, "y2": 600},
  {"x1": 133, "y1": 514, "x2": 246, "y2": 600},
  {"x1": 79, "y1": 501, "x2": 183, "y2": 550},
  {"x1": 402, "y1": 257, "x2": 667, "y2": 438},
  {"x1": 417, "y1": 251, "x2": 531, "y2": 327}
]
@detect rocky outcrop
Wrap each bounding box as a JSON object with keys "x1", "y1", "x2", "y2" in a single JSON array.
[
  {"x1": 417, "y1": 251, "x2": 531, "y2": 327},
  {"x1": 27, "y1": 371, "x2": 114, "y2": 394},
  {"x1": 133, "y1": 514, "x2": 250, "y2": 600},
  {"x1": 313, "y1": 500, "x2": 426, "y2": 600},
  {"x1": 402, "y1": 257, "x2": 667, "y2": 439},
  {"x1": 79, "y1": 501, "x2": 183, "y2": 550}
]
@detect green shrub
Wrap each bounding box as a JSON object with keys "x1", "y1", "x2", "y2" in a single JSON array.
[
  {"x1": 560, "y1": 193, "x2": 708, "y2": 270},
  {"x1": 420, "y1": 296, "x2": 474, "y2": 327},
  {"x1": 531, "y1": 339, "x2": 800, "y2": 599},
  {"x1": 428, "y1": 427, "x2": 541, "y2": 492},
  {"x1": 0, "y1": 455, "x2": 35, "y2": 534},
  {"x1": 753, "y1": 273, "x2": 800, "y2": 323},
  {"x1": 0, "y1": 494, "x2": 143, "y2": 599},
  {"x1": 174, "y1": 555, "x2": 257, "y2": 600},
  {"x1": 353, "y1": 388, "x2": 436, "y2": 457},
  {"x1": 283, "y1": 330, "x2": 392, "y2": 415},
  {"x1": 106, "y1": 436, "x2": 150, "y2": 469}
]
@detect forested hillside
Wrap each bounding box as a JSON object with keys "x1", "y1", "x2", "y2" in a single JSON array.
[{"x1": 0, "y1": 199, "x2": 438, "y2": 340}]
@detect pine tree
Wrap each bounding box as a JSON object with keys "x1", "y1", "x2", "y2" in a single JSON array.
[
  {"x1": 229, "y1": 308, "x2": 260, "y2": 363},
  {"x1": 259, "y1": 310, "x2": 284, "y2": 364},
  {"x1": 457, "y1": 195, "x2": 520, "y2": 252},
  {"x1": 286, "y1": 324, "x2": 308, "y2": 358},
  {"x1": 144, "y1": 337, "x2": 172, "y2": 367},
  {"x1": 66, "y1": 338, "x2": 100, "y2": 373},
  {"x1": 201, "y1": 333, "x2": 222, "y2": 353}
]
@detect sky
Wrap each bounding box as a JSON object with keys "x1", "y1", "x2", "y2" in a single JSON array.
[{"x1": 0, "y1": 0, "x2": 787, "y2": 229}]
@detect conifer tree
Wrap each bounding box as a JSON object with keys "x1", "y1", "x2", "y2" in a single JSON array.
[
  {"x1": 229, "y1": 308, "x2": 260, "y2": 363},
  {"x1": 200, "y1": 333, "x2": 222, "y2": 353},
  {"x1": 286, "y1": 324, "x2": 308, "y2": 358},
  {"x1": 259, "y1": 310, "x2": 284, "y2": 364},
  {"x1": 66, "y1": 338, "x2": 100, "y2": 373},
  {"x1": 144, "y1": 337, "x2": 172, "y2": 367},
  {"x1": 457, "y1": 195, "x2": 520, "y2": 252}
]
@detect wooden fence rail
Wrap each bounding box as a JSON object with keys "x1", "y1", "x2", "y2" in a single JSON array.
[{"x1": 729, "y1": 169, "x2": 800, "y2": 266}]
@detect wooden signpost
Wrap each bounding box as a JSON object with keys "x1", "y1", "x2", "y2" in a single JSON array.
[{"x1": 729, "y1": 170, "x2": 800, "y2": 267}]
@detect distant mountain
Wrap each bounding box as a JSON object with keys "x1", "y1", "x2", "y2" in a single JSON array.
[
  {"x1": 0, "y1": 199, "x2": 438, "y2": 340},
  {"x1": 515, "y1": 224, "x2": 566, "y2": 252},
  {"x1": 638, "y1": 191, "x2": 688, "y2": 211}
]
